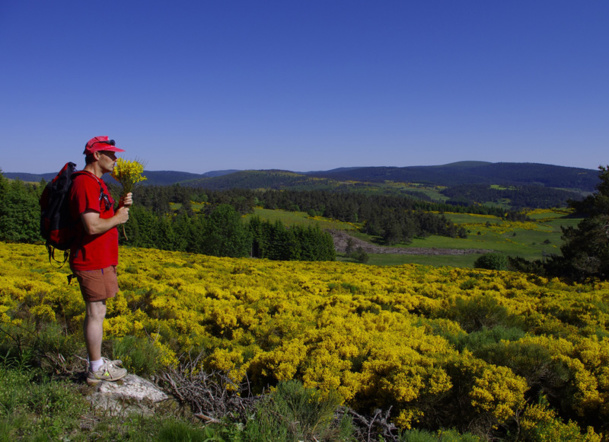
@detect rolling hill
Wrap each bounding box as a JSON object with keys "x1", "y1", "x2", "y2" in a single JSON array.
[
  {"x1": 303, "y1": 162, "x2": 599, "y2": 191},
  {"x1": 4, "y1": 162, "x2": 600, "y2": 209}
]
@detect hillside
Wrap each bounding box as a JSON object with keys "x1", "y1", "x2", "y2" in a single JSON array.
[
  {"x1": 304, "y1": 162, "x2": 599, "y2": 191},
  {"x1": 186, "y1": 169, "x2": 339, "y2": 190},
  {"x1": 177, "y1": 162, "x2": 601, "y2": 197},
  {"x1": 4, "y1": 162, "x2": 600, "y2": 208},
  {"x1": 184, "y1": 163, "x2": 599, "y2": 208}
]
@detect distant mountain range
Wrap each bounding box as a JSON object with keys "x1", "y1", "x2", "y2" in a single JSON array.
[
  {"x1": 4, "y1": 161, "x2": 600, "y2": 193},
  {"x1": 305, "y1": 162, "x2": 601, "y2": 190},
  {"x1": 2, "y1": 169, "x2": 241, "y2": 186}
]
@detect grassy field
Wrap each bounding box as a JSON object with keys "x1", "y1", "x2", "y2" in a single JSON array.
[
  {"x1": 338, "y1": 253, "x2": 481, "y2": 267},
  {"x1": 380, "y1": 181, "x2": 450, "y2": 201},
  {"x1": 248, "y1": 207, "x2": 582, "y2": 268},
  {"x1": 245, "y1": 207, "x2": 358, "y2": 230}
]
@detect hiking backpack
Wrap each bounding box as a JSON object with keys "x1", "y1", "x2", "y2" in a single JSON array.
[
  {"x1": 39, "y1": 163, "x2": 108, "y2": 264},
  {"x1": 39, "y1": 162, "x2": 78, "y2": 263}
]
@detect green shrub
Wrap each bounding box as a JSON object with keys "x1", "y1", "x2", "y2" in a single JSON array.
[
  {"x1": 353, "y1": 246, "x2": 370, "y2": 264},
  {"x1": 243, "y1": 380, "x2": 354, "y2": 441},
  {"x1": 399, "y1": 428, "x2": 482, "y2": 441},
  {"x1": 112, "y1": 335, "x2": 163, "y2": 377},
  {"x1": 0, "y1": 419, "x2": 15, "y2": 442},
  {"x1": 507, "y1": 256, "x2": 547, "y2": 275},
  {"x1": 0, "y1": 321, "x2": 82, "y2": 371},
  {"x1": 399, "y1": 428, "x2": 439, "y2": 441},
  {"x1": 459, "y1": 278, "x2": 478, "y2": 290},
  {"x1": 448, "y1": 295, "x2": 523, "y2": 333},
  {"x1": 437, "y1": 429, "x2": 482, "y2": 441},
  {"x1": 453, "y1": 325, "x2": 526, "y2": 353},
  {"x1": 474, "y1": 253, "x2": 508, "y2": 270},
  {"x1": 156, "y1": 419, "x2": 217, "y2": 442}
]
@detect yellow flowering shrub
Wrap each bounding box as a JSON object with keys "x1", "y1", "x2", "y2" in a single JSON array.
[
  {"x1": 520, "y1": 400, "x2": 601, "y2": 441},
  {"x1": 111, "y1": 158, "x2": 147, "y2": 195},
  {"x1": 469, "y1": 364, "x2": 527, "y2": 423},
  {"x1": 2, "y1": 241, "x2": 609, "y2": 436}
]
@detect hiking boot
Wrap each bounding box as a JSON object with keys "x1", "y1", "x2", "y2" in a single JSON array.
[
  {"x1": 87, "y1": 358, "x2": 127, "y2": 385},
  {"x1": 107, "y1": 358, "x2": 124, "y2": 367},
  {"x1": 87, "y1": 357, "x2": 124, "y2": 370}
]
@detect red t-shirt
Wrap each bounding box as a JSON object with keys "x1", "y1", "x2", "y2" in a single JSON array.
[{"x1": 69, "y1": 171, "x2": 118, "y2": 271}]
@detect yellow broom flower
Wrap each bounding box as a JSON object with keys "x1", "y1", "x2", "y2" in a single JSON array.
[{"x1": 111, "y1": 158, "x2": 147, "y2": 195}]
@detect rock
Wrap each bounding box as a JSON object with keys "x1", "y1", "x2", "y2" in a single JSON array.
[
  {"x1": 328, "y1": 229, "x2": 490, "y2": 255},
  {"x1": 87, "y1": 374, "x2": 177, "y2": 416}
]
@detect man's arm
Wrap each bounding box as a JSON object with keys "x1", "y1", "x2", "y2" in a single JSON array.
[{"x1": 81, "y1": 206, "x2": 130, "y2": 235}]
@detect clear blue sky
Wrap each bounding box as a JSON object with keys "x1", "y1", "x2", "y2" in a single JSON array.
[{"x1": 1, "y1": 1, "x2": 607, "y2": 174}]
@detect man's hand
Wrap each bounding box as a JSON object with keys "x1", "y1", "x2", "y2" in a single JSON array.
[
  {"x1": 81, "y1": 205, "x2": 130, "y2": 235},
  {"x1": 120, "y1": 192, "x2": 133, "y2": 208},
  {"x1": 115, "y1": 206, "x2": 130, "y2": 224}
]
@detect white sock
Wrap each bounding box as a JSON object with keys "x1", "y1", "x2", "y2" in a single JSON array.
[{"x1": 89, "y1": 358, "x2": 104, "y2": 372}]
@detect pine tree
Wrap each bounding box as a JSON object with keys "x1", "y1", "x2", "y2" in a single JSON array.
[
  {"x1": 201, "y1": 204, "x2": 251, "y2": 258},
  {"x1": 555, "y1": 166, "x2": 609, "y2": 281},
  {"x1": 0, "y1": 176, "x2": 41, "y2": 243}
]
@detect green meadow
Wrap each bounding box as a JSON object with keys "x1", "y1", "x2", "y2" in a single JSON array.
[
  {"x1": 247, "y1": 207, "x2": 582, "y2": 268},
  {"x1": 244, "y1": 207, "x2": 358, "y2": 230}
]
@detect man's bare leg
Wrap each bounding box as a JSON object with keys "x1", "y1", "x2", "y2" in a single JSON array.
[{"x1": 84, "y1": 300, "x2": 106, "y2": 369}]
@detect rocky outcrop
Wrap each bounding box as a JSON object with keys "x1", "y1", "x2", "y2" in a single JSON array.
[
  {"x1": 86, "y1": 374, "x2": 178, "y2": 416},
  {"x1": 328, "y1": 229, "x2": 490, "y2": 255}
]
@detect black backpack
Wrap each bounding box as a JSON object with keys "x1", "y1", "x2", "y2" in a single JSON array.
[{"x1": 39, "y1": 163, "x2": 106, "y2": 265}]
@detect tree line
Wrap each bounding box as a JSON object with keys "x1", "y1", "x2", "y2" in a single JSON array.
[
  {"x1": 121, "y1": 204, "x2": 335, "y2": 261},
  {"x1": 116, "y1": 186, "x2": 471, "y2": 255},
  {"x1": 131, "y1": 187, "x2": 485, "y2": 245},
  {"x1": 0, "y1": 172, "x2": 335, "y2": 261},
  {"x1": 441, "y1": 184, "x2": 583, "y2": 209}
]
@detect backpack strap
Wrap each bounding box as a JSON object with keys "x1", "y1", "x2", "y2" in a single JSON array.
[
  {"x1": 72, "y1": 171, "x2": 113, "y2": 209},
  {"x1": 48, "y1": 247, "x2": 70, "y2": 266}
]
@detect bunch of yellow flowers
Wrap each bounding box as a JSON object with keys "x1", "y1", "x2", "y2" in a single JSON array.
[{"x1": 111, "y1": 158, "x2": 147, "y2": 195}]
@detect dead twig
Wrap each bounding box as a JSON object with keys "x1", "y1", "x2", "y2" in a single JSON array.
[
  {"x1": 194, "y1": 413, "x2": 222, "y2": 424},
  {"x1": 343, "y1": 406, "x2": 399, "y2": 442},
  {"x1": 159, "y1": 352, "x2": 259, "y2": 422}
]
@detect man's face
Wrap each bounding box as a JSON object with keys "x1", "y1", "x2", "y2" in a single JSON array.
[{"x1": 98, "y1": 150, "x2": 117, "y2": 173}]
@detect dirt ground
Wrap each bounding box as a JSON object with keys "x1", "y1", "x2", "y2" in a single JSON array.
[{"x1": 328, "y1": 229, "x2": 490, "y2": 256}]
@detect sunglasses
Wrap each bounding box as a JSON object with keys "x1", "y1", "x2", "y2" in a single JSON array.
[{"x1": 87, "y1": 139, "x2": 116, "y2": 150}]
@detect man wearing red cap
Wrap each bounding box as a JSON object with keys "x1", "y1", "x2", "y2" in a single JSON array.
[{"x1": 70, "y1": 136, "x2": 132, "y2": 385}]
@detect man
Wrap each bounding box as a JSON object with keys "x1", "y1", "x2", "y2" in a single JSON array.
[{"x1": 70, "y1": 135, "x2": 131, "y2": 385}]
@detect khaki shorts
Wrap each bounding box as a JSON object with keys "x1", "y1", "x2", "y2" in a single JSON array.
[{"x1": 74, "y1": 266, "x2": 119, "y2": 302}]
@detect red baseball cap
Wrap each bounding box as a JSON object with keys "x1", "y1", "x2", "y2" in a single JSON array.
[{"x1": 84, "y1": 136, "x2": 125, "y2": 155}]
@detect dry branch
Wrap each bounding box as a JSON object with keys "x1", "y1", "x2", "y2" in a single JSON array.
[{"x1": 159, "y1": 353, "x2": 258, "y2": 421}]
